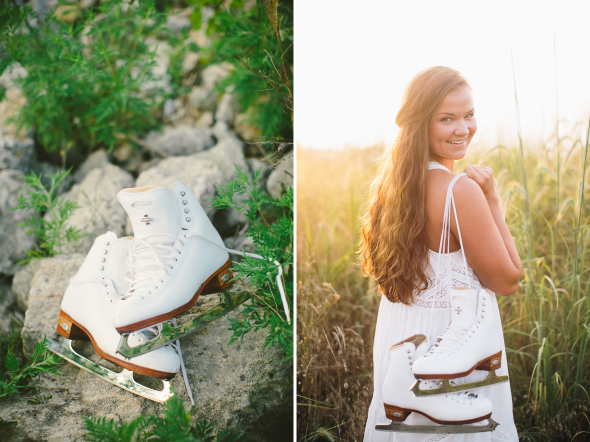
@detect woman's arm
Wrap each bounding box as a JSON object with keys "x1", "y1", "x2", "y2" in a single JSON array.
[{"x1": 450, "y1": 166, "x2": 522, "y2": 296}]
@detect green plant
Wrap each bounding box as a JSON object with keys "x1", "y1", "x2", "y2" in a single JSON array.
[
  {"x1": 13, "y1": 169, "x2": 84, "y2": 261},
  {"x1": 191, "y1": 0, "x2": 293, "y2": 154},
  {"x1": 212, "y1": 167, "x2": 293, "y2": 360},
  {"x1": 0, "y1": 0, "x2": 188, "y2": 167},
  {"x1": 83, "y1": 392, "x2": 248, "y2": 441},
  {"x1": 0, "y1": 336, "x2": 62, "y2": 400}
]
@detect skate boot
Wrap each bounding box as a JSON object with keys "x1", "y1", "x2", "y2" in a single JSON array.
[
  {"x1": 410, "y1": 287, "x2": 508, "y2": 396},
  {"x1": 47, "y1": 232, "x2": 180, "y2": 403},
  {"x1": 376, "y1": 334, "x2": 498, "y2": 434},
  {"x1": 111, "y1": 183, "x2": 234, "y2": 333}
]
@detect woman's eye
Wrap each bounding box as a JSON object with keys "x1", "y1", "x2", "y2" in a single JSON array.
[
  {"x1": 466, "y1": 113, "x2": 474, "y2": 119},
  {"x1": 441, "y1": 117, "x2": 451, "y2": 122}
]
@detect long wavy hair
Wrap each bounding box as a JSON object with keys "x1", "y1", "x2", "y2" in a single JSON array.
[{"x1": 359, "y1": 66, "x2": 470, "y2": 304}]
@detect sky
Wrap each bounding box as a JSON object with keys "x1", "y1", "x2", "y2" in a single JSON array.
[{"x1": 295, "y1": 0, "x2": 590, "y2": 150}]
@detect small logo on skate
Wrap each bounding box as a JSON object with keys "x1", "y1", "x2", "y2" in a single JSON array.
[
  {"x1": 141, "y1": 214, "x2": 152, "y2": 225},
  {"x1": 131, "y1": 201, "x2": 153, "y2": 208},
  {"x1": 221, "y1": 274, "x2": 230, "y2": 282},
  {"x1": 61, "y1": 323, "x2": 69, "y2": 331}
]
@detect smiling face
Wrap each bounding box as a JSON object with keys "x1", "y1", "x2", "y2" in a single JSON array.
[{"x1": 428, "y1": 84, "x2": 477, "y2": 169}]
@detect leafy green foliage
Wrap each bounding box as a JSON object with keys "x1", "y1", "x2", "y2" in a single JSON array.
[
  {"x1": 83, "y1": 392, "x2": 248, "y2": 441},
  {"x1": 13, "y1": 169, "x2": 84, "y2": 261},
  {"x1": 191, "y1": 0, "x2": 293, "y2": 150},
  {"x1": 0, "y1": 0, "x2": 188, "y2": 165},
  {"x1": 0, "y1": 337, "x2": 62, "y2": 400},
  {"x1": 212, "y1": 167, "x2": 293, "y2": 359}
]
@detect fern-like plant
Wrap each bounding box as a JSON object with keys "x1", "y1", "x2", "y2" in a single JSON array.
[
  {"x1": 83, "y1": 392, "x2": 248, "y2": 441},
  {"x1": 0, "y1": 337, "x2": 62, "y2": 400},
  {"x1": 212, "y1": 167, "x2": 293, "y2": 360},
  {"x1": 13, "y1": 169, "x2": 84, "y2": 262}
]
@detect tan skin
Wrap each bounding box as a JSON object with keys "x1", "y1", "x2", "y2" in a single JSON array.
[{"x1": 424, "y1": 85, "x2": 522, "y2": 296}]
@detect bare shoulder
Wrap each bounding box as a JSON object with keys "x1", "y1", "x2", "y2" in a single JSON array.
[{"x1": 451, "y1": 175, "x2": 488, "y2": 208}]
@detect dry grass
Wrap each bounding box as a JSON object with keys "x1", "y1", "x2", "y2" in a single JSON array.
[{"x1": 296, "y1": 130, "x2": 590, "y2": 441}]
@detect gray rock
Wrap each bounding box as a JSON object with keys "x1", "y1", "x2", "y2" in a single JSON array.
[
  {"x1": 21, "y1": 254, "x2": 85, "y2": 357},
  {"x1": 201, "y1": 64, "x2": 230, "y2": 90},
  {"x1": 182, "y1": 52, "x2": 200, "y2": 75},
  {"x1": 59, "y1": 164, "x2": 134, "y2": 254},
  {"x1": 189, "y1": 64, "x2": 230, "y2": 113},
  {"x1": 234, "y1": 112, "x2": 260, "y2": 142},
  {"x1": 266, "y1": 154, "x2": 293, "y2": 198},
  {"x1": 135, "y1": 156, "x2": 224, "y2": 217},
  {"x1": 145, "y1": 125, "x2": 215, "y2": 157},
  {"x1": 195, "y1": 111, "x2": 214, "y2": 128},
  {"x1": 0, "y1": 63, "x2": 28, "y2": 90},
  {"x1": 0, "y1": 136, "x2": 36, "y2": 171},
  {"x1": 166, "y1": 15, "x2": 191, "y2": 33},
  {"x1": 12, "y1": 260, "x2": 42, "y2": 312},
  {"x1": 0, "y1": 88, "x2": 28, "y2": 138},
  {"x1": 0, "y1": 170, "x2": 36, "y2": 275},
  {"x1": 197, "y1": 122, "x2": 247, "y2": 181},
  {"x1": 163, "y1": 98, "x2": 181, "y2": 119},
  {"x1": 73, "y1": 150, "x2": 109, "y2": 184},
  {"x1": 214, "y1": 92, "x2": 239, "y2": 126},
  {"x1": 247, "y1": 158, "x2": 266, "y2": 174}
]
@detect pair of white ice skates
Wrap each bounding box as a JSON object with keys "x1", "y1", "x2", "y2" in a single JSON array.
[
  {"x1": 47, "y1": 182, "x2": 247, "y2": 403},
  {"x1": 378, "y1": 287, "x2": 508, "y2": 434}
]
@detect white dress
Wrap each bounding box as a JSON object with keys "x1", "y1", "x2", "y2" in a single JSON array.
[{"x1": 363, "y1": 162, "x2": 519, "y2": 442}]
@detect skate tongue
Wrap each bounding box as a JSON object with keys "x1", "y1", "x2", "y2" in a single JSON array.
[
  {"x1": 118, "y1": 186, "x2": 181, "y2": 241},
  {"x1": 449, "y1": 289, "x2": 476, "y2": 327}
]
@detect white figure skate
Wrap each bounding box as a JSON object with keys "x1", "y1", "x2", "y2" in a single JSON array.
[
  {"x1": 112, "y1": 182, "x2": 290, "y2": 358},
  {"x1": 47, "y1": 232, "x2": 180, "y2": 403},
  {"x1": 411, "y1": 287, "x2": 509, "y2": 396},
  {"x1": 376, "y1": 334, "x2": 499, "y2": 434}
]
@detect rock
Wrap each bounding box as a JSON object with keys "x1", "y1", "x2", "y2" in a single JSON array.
[
  {"x1": 166, "y1": 14, "x2": 191, "y2": 34},
  {"x1": 0, "y1": 88, "x2": 28, "y2": 138},
  {"x1": 189, "y1": 64, "x2": 230, "y2": 113},
  {"x1": 247, "y1": 158, "x2": 266, "y2": 174},
  {"x1": 21, "y1": 254, "x2": 85, "y2": 357},
  {"x1": 235, "y1": 112, "x2": 261, "y2": 142},
  {"x1": 266, "y1": 154, "x2": 293, "y2": 198},
  {"x1": 198, "y1": 122, "x2": 247, "y2": 181},
  {"x1": 58, "y1": 164, "x2": 134, "y2": 254},
  {"x1": 0, "y1": 63, "x2": 28, "y2": 90},
  {"x1": 0, "y1": 136, "x2": 36, "y2": 171},
  {"x1": 12, "y1": 260, "x2": 42, "y2": 312},
  {"x1": 195, "y1": 111, "x2": 214, "y2": 128},
  {"x1": 72, "y1": 150, "x2": 109, "y2": 184},
  {"x1": 0, "y1": 170, "x2": 36, "y2": 275},
  {"x1": 182, "y1": 52, "x2": 200, "y2": 75},
  {"x1": 163, "y1": 98, "x2": 181, "y2": 119},
  {"x1": 143, "y1": 125, "x2": 215, "y2": 157},
  {"x1": 112, "y1": 143, "x2": 133, "y2": 162},
  {"x1": 135, "y1": 156, "x2": 224, "y2": 217},
  {"x1": 4, "y1": 265, "x2": 291, "y2": 442},
  {"x1": 214, "y1": 92, "x2": 239, "y2": 126}
]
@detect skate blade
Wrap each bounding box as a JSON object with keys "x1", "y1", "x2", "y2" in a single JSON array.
[
  {"x1": 411, "y1": 370, "x2": 508, "y2": 396},
  {"x1": 116, "y1": 290, "x2": 251, "y2": 358},
  {"x1": 375, "y1": 417, "x2": 499, "y2": 434},
  {"x1": 46, "y1": 338, "x2": 174, "y2": 404}
]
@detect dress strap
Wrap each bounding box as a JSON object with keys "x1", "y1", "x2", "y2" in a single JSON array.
[{"x1": 428, "y1": 161, "x2": 448, "y2": 171}]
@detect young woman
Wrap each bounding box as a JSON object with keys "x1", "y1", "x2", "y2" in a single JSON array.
[{"x1": 360, "y1": 66, "x2": 521, "y2": 441}]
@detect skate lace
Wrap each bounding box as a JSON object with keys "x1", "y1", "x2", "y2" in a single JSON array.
[
  {"x1": 121, "y1": 233, "x2": 183, "y2": 299},
  {"x1": 419, "y1": 379, "x2": 480, "y2": 406},
  {"x1": 427, "y1": 323, "x2": 471, "y2": 357}
]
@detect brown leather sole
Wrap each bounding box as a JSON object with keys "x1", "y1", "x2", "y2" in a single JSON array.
[
  {"x1": 115, "y1": 259, "x2": 234, "y2": 333},
  {"x1": 414, "y1": 351, "x2": 502, "y2": 380},
  {"x1": 384, "y1": 403, "x2": 492, "y2": 425},
  {"x1": 56, "y1": 310, "x2": 176, "y2": 379}
]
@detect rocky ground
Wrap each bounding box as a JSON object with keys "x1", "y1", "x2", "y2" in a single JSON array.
[{"x1": 0, "y1": 3, "x2": 293, "y2": 440}]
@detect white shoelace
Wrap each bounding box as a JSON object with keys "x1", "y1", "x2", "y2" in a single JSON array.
[{"x1": 426, "y1": 324, "x2": 471, "y2": 358}]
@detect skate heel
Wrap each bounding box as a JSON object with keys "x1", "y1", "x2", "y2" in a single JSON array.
[
  {"x1": 383, "y1": 404, "x2": 411, "y2": 422},
  {"x1": 56, "y1": 311, "x2": 90, "y2": 341},
  {"x1": 476, "y1": 351, "x2": 502, "y2": 371},
  {"x1": 201, "y1": 260, "x2": 234, "y2": 295}
]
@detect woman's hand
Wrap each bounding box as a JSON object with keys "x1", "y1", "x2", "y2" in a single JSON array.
[{"x1": 464, "y1": 165, "x2": 497, "y2": 201}]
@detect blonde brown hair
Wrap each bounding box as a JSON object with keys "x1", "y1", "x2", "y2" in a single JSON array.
[{"x1": 359, "y1": 66, "x2": 470, "y2": 304}]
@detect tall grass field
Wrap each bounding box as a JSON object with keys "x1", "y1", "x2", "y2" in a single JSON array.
[{"x1": 297, "y1": 125, "x2": 590, "y2": 441}]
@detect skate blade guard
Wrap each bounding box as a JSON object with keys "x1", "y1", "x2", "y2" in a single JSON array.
[
  {"x1": 375, "y1": 417, "x2": 499, "y2": 434},
  {"x1": 46, "y1": 337, "x2": 174, "y2": 404},
  {"x1": 117, "y1": 290, "x2": 250, "y2": 358}
]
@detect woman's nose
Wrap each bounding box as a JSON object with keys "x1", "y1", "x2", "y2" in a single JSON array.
[{"x1": 454, "y1": 121, "x2": 469, "y2": 136}]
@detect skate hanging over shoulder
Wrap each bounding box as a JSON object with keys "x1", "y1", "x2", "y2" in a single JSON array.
[
  {"x1": 377, "y1": 334, "x2": 499, "y2": 434},
  {"x1": 411, "y1": 287, "x2": 509, "y2": 397}
]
